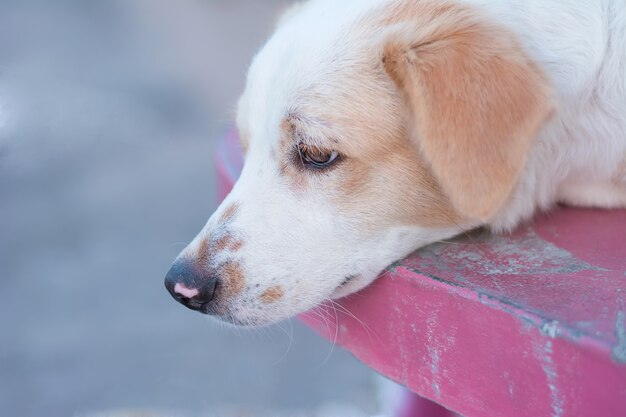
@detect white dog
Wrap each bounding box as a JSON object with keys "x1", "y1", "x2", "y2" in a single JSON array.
[{"x1": 165, "y1": 0, "x2": 626, "y2": 326}]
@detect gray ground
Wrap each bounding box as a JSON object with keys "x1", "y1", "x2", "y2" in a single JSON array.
[{"x1": 0, "y1": 1, "x2": 379, "y2": 416}]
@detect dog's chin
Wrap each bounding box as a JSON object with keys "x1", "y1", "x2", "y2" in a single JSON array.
[
  {"x1": 210, "y1": 305, "x2": 298, "y2": 328},
  {"x1": 212, "y1": 313, "x2": 275, "y2": 328},
  {"x1": 212, "y1": 278, "x2": 374, "y2": 327}
]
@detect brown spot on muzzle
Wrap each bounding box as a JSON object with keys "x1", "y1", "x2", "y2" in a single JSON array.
[
  {"x1": 220, "y1": 202, "x2": 240, "y2": 223},
  {"x1": 227, "y1": 239, "x2": 244, "y2": 252},
  {"x1": 213, "y1": 234, "x2": 232, "y2": 252},
  {"x1": 187, "y1": 233, "x2": 245, "y2": 304},
  {"x1": 260, "y1": 286, "x2": 284, "y2": 304},
  {"x1": 212, "y1": 233, "x2": 245, "y2": 254},
  {"x1": 195, "y1": 237, "x2": 211, "y2": 267},
  {"x1": 219, "y1": 261, "x2": 245, "y2": 298}
]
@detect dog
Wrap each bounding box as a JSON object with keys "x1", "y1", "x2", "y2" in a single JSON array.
[{"x1": 165, "y1": 0, "x2": 626, "y2": 326}]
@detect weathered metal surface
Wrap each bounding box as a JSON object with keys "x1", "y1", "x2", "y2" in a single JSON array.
[{"x1": 216, "y1": 130, "x2": 626, "y2": 417}]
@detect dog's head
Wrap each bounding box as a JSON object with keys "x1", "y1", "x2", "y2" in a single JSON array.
[{"x1": 165, "y1": 0, "x2": 552, "y2": 326}]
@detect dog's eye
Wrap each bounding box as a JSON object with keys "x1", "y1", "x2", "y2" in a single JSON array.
[{"x1": 296, "y1": 143, "x2": 340, "y2": 169}]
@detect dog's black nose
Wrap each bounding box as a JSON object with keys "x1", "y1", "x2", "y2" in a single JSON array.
[{"x1": 164, "y1": 259, "x2": 218, "y2": 313}]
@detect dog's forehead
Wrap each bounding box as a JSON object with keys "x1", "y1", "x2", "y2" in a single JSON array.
[
  {"x1": 241, "y1": 1, "x2": 387, "y2": 140},
  {"x1": 237, "y1": 10, "x2": 415, "y2": 167}
]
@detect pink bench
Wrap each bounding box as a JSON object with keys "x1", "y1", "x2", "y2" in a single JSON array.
[{"x1": 216, "y1": 129, "x2": 626, "y2": 417}]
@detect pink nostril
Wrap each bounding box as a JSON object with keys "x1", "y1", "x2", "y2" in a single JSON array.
[{"x1": 174, "y1": 282, "x2": 199, "y2": 299}]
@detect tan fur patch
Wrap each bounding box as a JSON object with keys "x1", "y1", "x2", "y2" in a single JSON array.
[
  {"x1": 379, "y1": 1, "x2": 553, "y2": 220},
  {"x1": 213, "y1": 235, "x2": 233, "y2": 252},
  {"x1": 276, "y1": 64, "x2": 461, "y2": 229},
  {"x1": 195, "y1": 237, "x2": 211, "y2": 267},
  {"x1": 220, "y1": 202, "x2": 239, "y2": 223},
  {"x1": 220, "y1": 261, "x2": 245, "y2": 298},
  {"x1": 260, "y1": 286, "x2": 284, "y2": 304},
  {"x1": 227, "y1": 239, "x2": 244, "y2": 252},
  {"x1": 213, "y1": 234, "x2": 244, "y2": 253},
  {"x1": 339, "y1": 142, "x2": 462, "y2": 228},
  {"x1": 279, "y1": 117, "x2": 299, "y2": 159},
  {"x1": 278, "y1": 116, "x2": 309, "y2": 193},
  {"x1": 238, "y1": 130, "x2": 249, "y2": 155}
]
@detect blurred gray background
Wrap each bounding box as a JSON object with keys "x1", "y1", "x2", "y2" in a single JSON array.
[{"x1": 0, "y1": 1, "x2": 379, "y2": 416}]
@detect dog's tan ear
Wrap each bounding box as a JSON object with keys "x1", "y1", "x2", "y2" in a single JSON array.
[{"x1": 383, "y1": 11, "x2": 553, "y2": 221}]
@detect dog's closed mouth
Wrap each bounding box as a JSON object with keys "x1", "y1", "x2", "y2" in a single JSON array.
[{"x1": 338, "y1": 274, "x2": 359, "y2": 288}]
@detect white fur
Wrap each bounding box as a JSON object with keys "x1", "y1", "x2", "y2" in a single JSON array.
[
  {"x1": 177, "y1": 0, "x2": 626, "y2": 326},
  {"x1": 469, "y1": 0, "x2": 626, "y2": 229}
]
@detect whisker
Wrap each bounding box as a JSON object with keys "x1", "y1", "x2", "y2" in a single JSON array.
[
  {"x1": 320, "y1": 300, "x2": 339, "y2": 365},
  {"x1": 271, "y1": 314, "x2": 295, "y2": 366},
  {"x1": 309, "y1": 305, "x2": 335, "y2": 365},
  {"x1": 325, "y1": 298, "x2": 381, "y2": 346}
]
